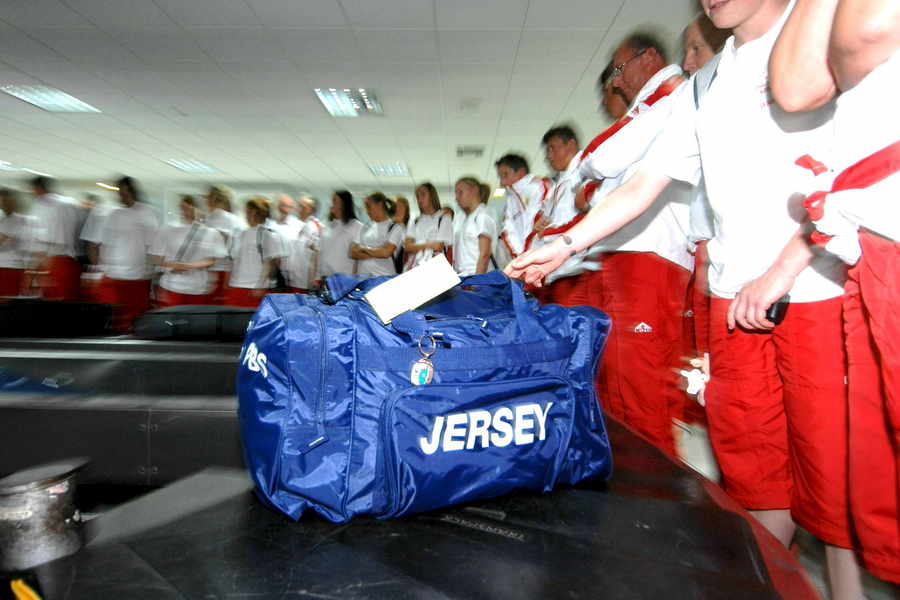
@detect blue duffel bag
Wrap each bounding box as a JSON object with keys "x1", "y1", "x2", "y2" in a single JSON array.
[{"x1": 237, "y1": 271, "x2": 612, "y2": 522}]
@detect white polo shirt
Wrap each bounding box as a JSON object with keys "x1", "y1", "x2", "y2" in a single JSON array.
[
  {"x1": 228, "y1": 225, "x2": 285, "y2": 289},
  {"x1": 282, "y1": 217, "x2": 322, "y2": 289},
  {"x1": 454, "y1": 204, "x2": 497, "y2": 276},
  {"x1": 33, "y1": 193, "x2": 81, "y2": 259},
  {"x1": 151, "y1": 223, "x2": 227, "y2": 295},
  {"x1": 580, "y1": 65, "x2": 693, "y2": 272},
  {"x1": 0, "y1": 213, "x2": 32, "y2": 269},
  {"x1": 354, "y1": 219, "x2": 404, "y2": 277},
  {"x1": 85, "y1": 202, "x2": 159, "y2": 280},
  {"x1": 405, "y1": 212, "x2": 454, "y2": 270},
  {"x1": 643, "y1": 2, "x2": 846, "y2": 302},
  {"x1": 271, "y1": 214, "x2": 302, "y2": 251},
  {"x1": 319, "y1": 219, "x2": 362, "y2": 277},
  {"x1": 501, "y1": 174, "x2": 548, "y2": 257},
  {"x1": 204, "y1": 208, "x2": 245, "y2": 272}
]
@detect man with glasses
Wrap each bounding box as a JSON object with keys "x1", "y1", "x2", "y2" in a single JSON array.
[{"x1": 557, "y1": 32, "x2": 693, "y2": 457}]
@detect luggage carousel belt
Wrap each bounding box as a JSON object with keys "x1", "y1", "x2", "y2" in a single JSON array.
[{"x1": 0, "y1": 338, "x2": 816, "y2": 599}]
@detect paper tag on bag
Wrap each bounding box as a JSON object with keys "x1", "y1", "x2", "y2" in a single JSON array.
[{"x1": 364, "y1": 255, "x2": 461, "y2": 324}]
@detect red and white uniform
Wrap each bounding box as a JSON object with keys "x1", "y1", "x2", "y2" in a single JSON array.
[
  {"x1": 33, "y1": 193, "x2": 82, "y2": 301},
  {"x1": 271, "y1": 214, "x2": 302, "y2": 251},
  {"x1": 82, "y1": 202, "x2": 159, "y2": 331},
  {"x1": 0, "y1": 212, "x2": 32, "y2": 296},
  {"x1": 802, "y1": 50, "x2": 900, "y2": 582},
  {"x1": 151, "y1": 222, "x2": 226, "y2": 305},
  {"x1": 454, "y1": 204, "x2": 497, "y2": 277},
  {"x1": 500, "y1": 174, "x2": 549, "y2": 259},
  {"x1": 561, "y1": 65, "x2": 692, "y2": 456},
  {"x1": 225, "y1": 225, "x2": 285, "y2": 308},
  {"x1": 204, "y1": 208, "x2": 245, "y2": 302},
  {"x1": 643, "y1": 2, "x2": 851, "y2": 548},
  {"x1": 354, "y1": 220, "x2": 404, "y2": 277},
  {"x1": 282, "y1": 217, "x2": 322, "y2": 291},
  {"x1": 404, "y1": 212, "x2": 454, "y2": 271},
  {"x1": 319, "y1": 219, "x2": 362, "y2": 277}
]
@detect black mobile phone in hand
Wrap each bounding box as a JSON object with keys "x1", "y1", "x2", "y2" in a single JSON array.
[{"x1": 765, "y1": 295, "x2": 790, "y2": 325}]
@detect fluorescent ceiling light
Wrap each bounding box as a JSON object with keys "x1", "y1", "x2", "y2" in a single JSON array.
[
  {"x1": 1, "y1": 85, "x2": 100, "y2": 113},
  {"x1": 314, "y1": 88, "x2": 383, "y2": 117},
  {"x1": 22, "y1": 168, "x2": 53, "y2": 177},
  {"x1": 96, "y1": 182, "x2": 119, "y2": 191},
  {"x1": 368, "y1": 162, "x2": 409, "y2": 177},
  {"x1": 164, "y1": 159, "x2": 216, "y2": 173}
]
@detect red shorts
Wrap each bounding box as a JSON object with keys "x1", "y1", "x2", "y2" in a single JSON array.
[
  {"x1": 209, "y1": 271, "x2": 228, "y2": 304},
  {"x1": 44, "y1": 256, "x2": 81, "y2": 301},
  {"x1": 98, "y1": 277, "x2": 151, "y2": 332},
  {"x1": 845, "y1": 229, "x2": 900, "y2": 582},
  {"x1": 545, "y1": 253, "x2": 690, "y2": 457},
  {"x1": 155, "y1": 287, "x2": 211, "y2": 308},
  {"x1": 0, "y1": 267, "x2": 23, "y2": 296},
  {"x1": 705, "y1": 296, "x2": 851, "y2": 548},
  {"x1": 223, "y1": 286, "x2": 266, "y2": 308}
]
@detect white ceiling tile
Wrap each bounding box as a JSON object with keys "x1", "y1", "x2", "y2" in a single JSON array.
[
  {"x1": 0, "y1": 0, "x2": 92, "y2": 28},
  {"x1": 155, "y1": 0, "x2": 261, "y2": 28},
  {"x1": 525, "y1": 0, "x2": 622, "y2": 30},
  {"x1": 435, "y1": 0, "x2": 527, "y2": 30},
  {"x1": 516, "y1": 30, "x2": 606, "y2": 64},
  {"x1": 115, "y1": 32, "x2": 212, "y2": 63},
  {"x1": 438, "y1": 31, "x2": 519, "y2": 64},
  {"x1": 246, "y1": 0, "x2": 346, "y2": 28},
  {"x1": 354, "y1": 30, "x2": 438, "y2": 63},
  {"x1": 193, "y1": 29, "x2": 289, "y2": 63},
  {"x1": 64, "y1": 0, "x2": 180, "y2": 31},
  {"x1": 272, "y1": 28, "x2": 360, "y2": 62},
  {"x1": 341, "y1": 0, "x2": 433, "y2": 29}
]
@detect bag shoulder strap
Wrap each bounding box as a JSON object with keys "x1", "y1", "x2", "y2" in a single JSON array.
[
  {"x1": 693, "y1": 52, "x2": 722, "y2": 109},
  {"x1": 174, "y1": 222, "x2": 200, "y2": 261}
]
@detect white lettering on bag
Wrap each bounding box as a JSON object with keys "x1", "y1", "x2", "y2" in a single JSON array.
[
  {"x1": 242, "y1": 342, "x2": 268, "y2": 378},
  {"x1": 419, "y1": 403, "x2": 554, "y2": 456}
]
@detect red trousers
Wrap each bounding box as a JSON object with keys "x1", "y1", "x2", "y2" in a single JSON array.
[
  {"x1": 543, "y1": 253, "x2": 691, "y2": 456},
  {"x1": 845, "y1": 229, "x2": 900, "y2": 582},
  {"x1": 223, "y1": 286, "x2": 266, "y2": 308},
  {"x1": 687, "y1": 241, "x2": 711, "y2": 355},
  {"x1": 44, "y1": 256, "x2": 81, "y2": 301},
  {"x1": 155, "y1": 287, "x2": 211, "y2": 308},
  {"x1": 706, "y1": 296, "x2": 851, "y2": 548},
  {"x1": 0, "y1": 267, "x2": 23, "y2": 296},
  {"x1": 98, "y1": 277, "x2": 151, "y2": 332}
]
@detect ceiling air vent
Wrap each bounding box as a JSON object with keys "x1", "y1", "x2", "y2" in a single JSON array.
[{"x1": 456, "y1": 145, "x2": 484, "y2": 158}]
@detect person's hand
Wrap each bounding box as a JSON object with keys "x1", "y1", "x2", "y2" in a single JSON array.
[
  {"x1": 251, "y1": 288, "x2": 266, "y2": 298},
  {"x1": 171, "y1": 261, "x2": 190, "y2": 272},
  {"x1": 727, "y1": 267, "x2": 795, "y2": 330},
  {"x1": 503, "y1": 240, "x2": 570, "y2": 288}
]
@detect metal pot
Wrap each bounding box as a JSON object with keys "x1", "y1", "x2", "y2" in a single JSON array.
[{"x1": 0, "y1": 458, "x2": 88, "y2": 572}]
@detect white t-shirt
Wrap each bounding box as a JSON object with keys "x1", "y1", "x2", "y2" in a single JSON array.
[
  {"x1": 405, "y1": 212, "x2": 454, "y2": 270},
  {"x1": 204, "y1": 208, "x2": 245, "y2": 272},
  {"x1": 151, "y1": 223, "x2": 227, "y2": 295},
  {"x1": 502, "y1": 174, "x2": 548, "y2": 257},
  {"x1": 84, "y1": 203, "x2": 159, "y2": 280},
  {"x1": 0, "y1": 213, "x2": 32, "y2": 269},
  {"x1": 454, "y1": 204, "x2": 497, "y2": 276},
  {"x1": 580, "y1": 65, "x2": 693, "y2": 272},
  {"x1": 354, "y1": 219, "x2": 404, "y2": 277},
  {"x1": 319, "y1": 219, "x2": 363, "y2": 277},
  {"x1": 33, "y1": 193, "x2": 81, "y2": 259},
  {"x1": 271, "y1": 214, "x2": 302, "y2": 251},
  {"x1": 643, "y1": 2, "x2": 846, "y2": 301},
  {"x1": 282, "y1": 217, "x2": 322, "y2": 289},
  {"x1": 228, "y1": 225, "x2": 285, "y2": 289}
]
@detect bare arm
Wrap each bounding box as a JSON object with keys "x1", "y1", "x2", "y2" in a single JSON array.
[
  {"x1": 830, "y1": 0, "x2": 900, "y2": 91},
  {"x1": 769, "y1": 0, "x2": 840, "y2": 112},
  {"x1": 726, "y1": 225, "x2": 814, "y2": 330},
  {"x1": 350, "y1": 242, "x2": 396, "y2": 259},
  {"x1": 404, "y1": 237, "x2": 442, "y2": 254},
  {"x1": 505, "y1": 168, "x2": 671, "y2": 286},
  {"x1": 475, "y1": 235, "x2": 492, "y2": 274}
]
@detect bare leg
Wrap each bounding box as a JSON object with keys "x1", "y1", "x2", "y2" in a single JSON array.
[
  {"x1": 826, "y1": 545, "x2": 865, "y2": 600},
  {"x1": 749, "y1": 508, "x2": 796, "y2": 547}
]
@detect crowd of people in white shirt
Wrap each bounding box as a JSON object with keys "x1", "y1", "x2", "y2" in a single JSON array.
[{"x1": 0, "y1": 0, "x2": 897, "y2": 593}]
